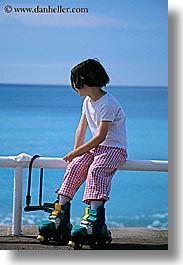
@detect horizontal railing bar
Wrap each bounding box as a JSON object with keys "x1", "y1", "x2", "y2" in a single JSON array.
[
  {"x1": 0, "y1": 156, "x2": 168, "y2": 172},
  {"x1": 120, "y1": 159, "x2": 168, "y2": 172}
]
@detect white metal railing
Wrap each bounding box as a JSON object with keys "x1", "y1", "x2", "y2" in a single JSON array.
[{"x1": 0, "y1": 154, "x2": 168, "y2": 236}]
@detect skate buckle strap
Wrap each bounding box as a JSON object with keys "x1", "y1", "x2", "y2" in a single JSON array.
[
  {"x1": 82, "y1": 208, "x2": 97, "y2": 222},
  {"x1": 51, "y1": 203, "x2": 62, "y2": 216},
  {"x1": 82, "y1": 207, "x2": 90, "y2": 220}
]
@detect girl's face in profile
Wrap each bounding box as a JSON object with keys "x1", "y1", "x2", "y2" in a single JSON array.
[{"x1": 74, "y1": 84, "x2": 89, "y2": 97}]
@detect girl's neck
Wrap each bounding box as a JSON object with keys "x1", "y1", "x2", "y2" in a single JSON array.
[{"x1": 88, "y1": 88, "x2": 107, "y2": 102}]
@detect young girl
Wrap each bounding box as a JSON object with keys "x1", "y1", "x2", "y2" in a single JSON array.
[{"x1": 38, "y1": 59, "x2": 128, "y2": 246}]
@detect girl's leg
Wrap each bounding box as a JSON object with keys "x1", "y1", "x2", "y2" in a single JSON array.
[
  {"x1": 83, "y1": 146, "x2": 127, "y2": 204},
  {"x1": 90, "y1": 200, "x2": 104, "y2": 210},
  {"x1": 58, "y1": 195, "x2": 71, "y2": 205},
  {"x1": 57, "y1": 152, "x2": 94, "y2": 200},
  {"x1": 38, "y1": 153, "x2": 94, "y2": 243},
  {"x1": 68, "y1": 147, "x2": 127, "y2": 247}
]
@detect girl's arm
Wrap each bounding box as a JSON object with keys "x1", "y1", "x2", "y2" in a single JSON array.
[
  {"x1": 74, "y1": 114, "x2": 88, "y2": 149},
  {"x1": 63, "y1": 120, "x2": 111, "y2": 162}
]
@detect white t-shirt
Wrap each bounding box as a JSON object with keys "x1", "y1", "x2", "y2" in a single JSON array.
[{"x1": 82, "y1": 93, "x2": 127, "y2": 149}]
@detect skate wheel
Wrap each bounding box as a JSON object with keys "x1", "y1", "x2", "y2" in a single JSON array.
[
  {"x1": 74, "y1": 243, "x2": 83, "y2": 250},
  {"x1": 68, "y1": 240, "x2": 75, "y2": 248},
  {"x1": 37, "y1": 235, "x2": 45, "y2": 242},
  {"x1": 57, "y1": 229, "x2": 71, "y2": 245},
  {"x1": 88, "y1": 234, "x2": 112, "y2": 249},
  {"x1": 89, "y1": 241, "x2": 98, "y2": 249},
  {"x1": 68, "y1": 240, "x2": 83, "y2": 250},
  {"x1": 37, "y1": 235, "x2": 49, "y2": 244}
]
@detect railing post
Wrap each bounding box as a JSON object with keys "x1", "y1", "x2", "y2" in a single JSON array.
[{"x1": 12, "y1": 166, "x2": 24, "y2": 236}]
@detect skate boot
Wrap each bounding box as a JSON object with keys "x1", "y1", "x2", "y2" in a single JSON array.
[
  {"x1": 37, "y1": 201, "x2": 72, "y2": 244},
  {"x1": 68, "y1": 205, "x2": 112, "y2": 249}
]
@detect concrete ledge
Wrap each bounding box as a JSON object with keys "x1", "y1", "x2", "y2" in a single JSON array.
[{"x1": 0, "y1": 226, "x2": 168, "y2": 250}]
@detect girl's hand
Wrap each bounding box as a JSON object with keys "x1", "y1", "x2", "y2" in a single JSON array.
[{"x1": 63, "y1": 151, "x2": 76, "y2": 162}]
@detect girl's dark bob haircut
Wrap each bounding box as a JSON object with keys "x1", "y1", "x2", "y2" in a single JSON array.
[{"x1": 70, "y1": 59, "x2": 110, "y2": 91}]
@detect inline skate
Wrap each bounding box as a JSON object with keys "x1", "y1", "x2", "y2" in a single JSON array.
[
  {"x1": 68, "y1": 205, "x2": 112, "y2": 249},
  {"x1": 37, "y1": 200, "x2": 72, "y2": 245}
]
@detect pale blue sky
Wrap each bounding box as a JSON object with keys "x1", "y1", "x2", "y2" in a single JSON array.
[{"x1": 0, "y1": 0, "x2": 168, "y2": 86}]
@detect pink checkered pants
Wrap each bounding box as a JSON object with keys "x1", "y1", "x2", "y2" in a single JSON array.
[{"x1": 57, "y1": 145, "x2": 127, "y2": 204}]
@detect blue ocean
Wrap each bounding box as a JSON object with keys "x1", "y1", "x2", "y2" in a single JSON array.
[{"x1": 0, "y1": 84, "x2": 168, "y2": 229}]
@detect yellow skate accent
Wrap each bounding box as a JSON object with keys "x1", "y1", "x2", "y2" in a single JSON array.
[
  {"x1": 85, "y1": 207, "x2": 89, "y2": 215},
  {"x1": 68, "y1": 241, "x2": 75, "y2": 248},
  {"x1": 55, "y1": 203, "x2": 62, "y2": 211},
  {"x1": 82, "y1": 214, "x2": 89, "y2": 221},
  {"x1": 82, "y1": 207, "x2": 90, "y2": 220},
  {"x1": 51, "y1": 203, "x2": 62, "y2": 216},
  {"x1": 51, "y1": 210, "x2": 59, "y2": 216},
  {"x1": 37, "y1": 235, "x2": 45, "y2": 242}
]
